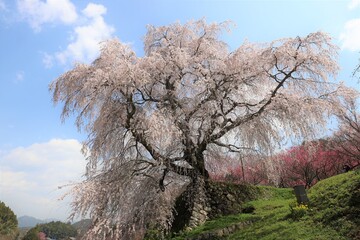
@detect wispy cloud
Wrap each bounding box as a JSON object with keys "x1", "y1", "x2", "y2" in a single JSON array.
[
  {"x1": 54, "y1": 3, "x2": 115, "y2": 65},
  {"x1": 15, "y1": 71, "x2": 24, "y2": 83},
  {"x1": 340, "y1": 18, "x2": 360, "y2": 51},
  {"x1": 0, "y1": 139, "x2": 86, "y2": 220},
  {"x1": 42, "y1": 52, "x2": 54, "y2": 69},
  {"x1": 17, "y1": 0, "x2": 78, "y2": 32}
]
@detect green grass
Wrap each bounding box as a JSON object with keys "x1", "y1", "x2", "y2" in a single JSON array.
[
  {"x1": 308, "y1": 170, "x2": 360, "y2": 239},
  {"x1": 171, "y1": 171, "x2": 360, "y2": 240},
  {"x1": 228, "y1": 187, "x2": 344, "y2": 240},
  {"x1": 171, "y1": 214, "x2": 258, "y2": 240}
]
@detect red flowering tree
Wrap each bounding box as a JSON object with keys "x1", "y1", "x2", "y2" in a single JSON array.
[
  {"x1": 207, "y1": 153, "x2": 269, "y2": 185},
  {"x1": 276, "y1": 140, "x2": 345, "y2": 188},
  {"x1": 37, "y1": 232, "x2": 46, "y2": 240}
]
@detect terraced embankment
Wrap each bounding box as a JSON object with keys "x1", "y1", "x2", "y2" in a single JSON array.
[{"x1": 172, "y1": 170, "x2": 360, "y2": 240}]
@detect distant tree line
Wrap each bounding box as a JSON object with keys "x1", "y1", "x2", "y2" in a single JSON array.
[{"x1": 23, "y1": 221, "x2": 77, "y2": 240}]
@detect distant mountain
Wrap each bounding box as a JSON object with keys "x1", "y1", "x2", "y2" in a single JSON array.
[
  {"x1": 18, "y1": 215, "x2": 44, "y2": 228},
  {"x1": 17, "y1": 216, "x2": 61, "y2": 228}
]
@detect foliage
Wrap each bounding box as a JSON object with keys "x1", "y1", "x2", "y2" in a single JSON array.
[
  {"x1": 51, "y1": 19, "x2": 356, "y2": 239},
  {"x1": 23, "y1": 221, "x2": 77, "y2": 240},
  {"x1": 40, "y1": 221, "x2": 77, "y2": 239},
  {"x1": 289, "y1": 202, "x2": 309, "y2": 220},
  {"x1": 144, "y1": 226, "x2": 167, "y2": 240},
  {"x1": 22, "y1": 227, "x2": 40, "y2": 240},
  {"x1": 0, "y1": 201, "x2": 18, "y2": 238}
]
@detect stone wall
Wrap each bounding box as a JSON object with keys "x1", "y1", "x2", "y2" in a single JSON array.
[
  {"x1": 171, "y1": 177, "x2": 210, "y2": 232},
  {"x1": 206, "y1": 181, "x2": 261, "y2": 219},
  {"x1": 171, "y1": 180, "x2": 261, "y2": 233}
]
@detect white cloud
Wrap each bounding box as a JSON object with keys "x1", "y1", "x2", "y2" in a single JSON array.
[
  {"x1": 340, "y1": 18, "x2": 360, "y2": 51},
  {"x1": 17, "y1": 0, "x2": 78, "y2": 31},
  {"x1": 0, "y1": 170, "x2": 32, "y2": 190},
  {"x1": 82, "y1": 3, "x2": 106, "y2": 18},
  {"x1": 42, "y1": 52, "x2": 54, "y2": 68},
  {"x1": 17, "y1": 1, "x2": 115, "y2": 68},
  {"x1": 0, "y1": 139, "x2": 86, "y2": 220},
  {"x1": 348, "y1": 0, "x2": 360, "y2": 10},
  {"x1": 54, "y1": 3, "x2": 115, "y2": 65}
]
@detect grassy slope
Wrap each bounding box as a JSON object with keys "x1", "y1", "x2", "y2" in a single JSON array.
[
  {"x1": 172, "y1": 171, "x2": 360, "y2": 240},
  {"x1": 308, "y1": 170, "x2": 360, "y2": 239}
]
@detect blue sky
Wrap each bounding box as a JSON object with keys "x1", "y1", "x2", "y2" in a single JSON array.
[{"x1": 0, "y1": 0, "x2": 360, "y2": 221}]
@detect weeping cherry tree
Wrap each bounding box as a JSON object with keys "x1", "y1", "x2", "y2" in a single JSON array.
[{"x1": 51, "y1": 20, "x2": 356, "y2": 239}]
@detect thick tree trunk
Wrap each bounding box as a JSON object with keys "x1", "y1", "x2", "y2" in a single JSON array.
[
  {"x1": 171, "y1": 172, "x2": 210, "y2": 232},
  {"x1": 170, "y1": 148, "x2": 211, "y2": 232}
]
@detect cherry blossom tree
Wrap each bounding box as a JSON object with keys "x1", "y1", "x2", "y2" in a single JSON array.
[
  {"x1": 333, "y1": 98, "x2": 360, "y2": 169},
  {"x1": 51, "y1": 20, "x2": 356, "y2": 239}
]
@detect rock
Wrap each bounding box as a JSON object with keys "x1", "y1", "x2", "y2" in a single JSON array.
[
  {"x1": 199, "y1": 209, "x2": 207, "y2": 215},
  {"x1": 226, "y1": 193, "x2": 235, "y2": 201},
  {"x1": 214, "y1": 229, "x2": 224, "y2": 237}
]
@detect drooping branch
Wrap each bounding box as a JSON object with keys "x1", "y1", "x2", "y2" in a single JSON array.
[{"x1": 207, "y1": 66, "x2": 297, "y2": 144}]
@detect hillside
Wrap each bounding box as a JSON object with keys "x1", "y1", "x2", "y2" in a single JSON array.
[
  {"x1": 170, "y1": 170, "x2": 360, "y2": 240},
  {"x1": 308, "y1": 170, "x2": 360, "y2": 239},
  {"x1": 18, "y1": 216, "x2": 44, "y2": 228},
  {"x1": 17, "y1": 216, "x2": 61, "y2": 228}
]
